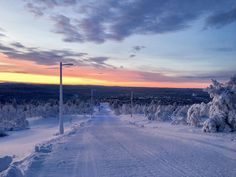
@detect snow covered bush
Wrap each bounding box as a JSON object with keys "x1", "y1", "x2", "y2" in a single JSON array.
[
  {"x1": 145, "y1": 101, "x2": 157, "y2": 120},
  {"x1": 154, "y1": 104, "x2": 176, "y2": 121},
  {"x1": 25, "y1": 100, "x2": 91, "y2": 118},
  {"x1": 133, "y1": 104, "x2": 145, "y2": 114},
  {"x1": 121, "y1": 104, "x2": 131, "y2": 115},
  {"x1": 187, "y1": 102, "x2": 210, "y2": 127},
  {"x1": 202, "y1": 76, "x2": 236, "y2": 132},
  {"x1": 113, "y1": 103, "x2": 145, "y2": 115},
  {"x1": 0, "y1": 104, "x2": 28, "y2": 131},
  {"x1": 171, "y1": 105, "x2": 190, "y2": 125},
  {"x1": 0, "y1": 99, "x2": 92, "y2": 131},
  {"x1": 110, "y1": 76, "x2": 236, "y2": 133},
  {"x1": 144, "y1": 102, "x2": 178, "y2": 122}
]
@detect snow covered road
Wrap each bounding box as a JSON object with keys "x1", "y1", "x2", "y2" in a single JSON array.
[{"x1": 24, "y1": 107, "x2": 236, "y2": 177}]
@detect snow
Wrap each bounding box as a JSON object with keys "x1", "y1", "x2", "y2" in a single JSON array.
[
  {"x1": 111, "y1": 76, "x2": 236, "y2": 133},
  {"x1": 0, "y1": 114, "x2": 90, "y2": 160},
  {"x1": 0, "y1": 156, "x2": 12, "y2": 172},
  {"x1": 203, "y1": 76, "x2": 236, "y2": 132},
  {"x1": 35, "y1": 143, "x2": 53, "y2": 153},
  {"x1": 187, "y1": 102, "x2": 209, "y2": 127},
  {"x1": 0, "y1": 165, "x2": 23, "y2": 177},
  {"x1": 119, "y1": 114, "x2": 236, "y2": 160},
  {"x1": 0, "y1": 100, "x2": 91, "y2": 132},
  {"x1": 0, "y1": 104, "x2": 235, "y2": 177},
  {"x1": 0, "y1": 104, "x2": 29, "y2": 131}
]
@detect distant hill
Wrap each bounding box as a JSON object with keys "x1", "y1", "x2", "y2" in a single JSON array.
[{"x1": 0, "y1": 83, "x2": 210, "y2": 105}]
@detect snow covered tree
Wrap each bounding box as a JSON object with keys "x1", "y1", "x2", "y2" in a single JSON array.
[
  {"x1": 171, "y1": 105, "x2": 190, "y2": 125},
  {"x1": 187, "y1": 102, "x2": 210, "y2": 127},
  {"x1": 145, "y1": 101, "x2": 157, "y2": 120},
  {"x1": 0, "y1": 104, "x2": 28, "y2": 131},
  {"x1": 203, "y1": 76, "x2": 236, "y2": 132},
  {"x1": 121, "y1": 104, "x2": 131, "y2": 114},
  {"x1": 154, "y1": 104, "x2": 177, "y2": 121}
]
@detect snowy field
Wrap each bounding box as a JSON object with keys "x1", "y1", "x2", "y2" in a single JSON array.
[{"x1": 1, "y1": 103, "x2": 236, "y2": 177}]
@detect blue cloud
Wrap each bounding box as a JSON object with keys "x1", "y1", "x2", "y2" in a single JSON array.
[
  {"x1": 205, "y1": 7, "x2": 236, "y2": 28},
  {"x1": 133, "y1": 46, "x2": 145, "y2": 52},
  {"x1": 0, "y1": 41, "x2": 114, "y2": 68},
  {"x1": 24, "y1": 0, "x2": 236, "y2": 44}
]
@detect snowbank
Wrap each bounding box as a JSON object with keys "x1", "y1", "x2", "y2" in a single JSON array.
[
  {"x1": 0, "y1": 130, "x2": 7, "y2": 137},
  {"x1": 35, "y1": 143, "x2": 53, "y2": 153},
  {"x1": 0, "y1": 165, "x2": 23, "y2": 177},
  {"x1": 0, "y1": 156, "x2": 12, "y2": 173},
  {"x1": 0, "y1": 114, "x2": 91, "y2": 177}
]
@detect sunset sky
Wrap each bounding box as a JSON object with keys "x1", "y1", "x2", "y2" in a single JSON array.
[{"x1": 0, "y1": 0, "x2": 235, "y2": 88}]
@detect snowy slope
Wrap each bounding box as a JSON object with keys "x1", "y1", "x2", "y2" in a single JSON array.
[{"x1": 4, "y1": 104, "x2": 235, "y2": 177}]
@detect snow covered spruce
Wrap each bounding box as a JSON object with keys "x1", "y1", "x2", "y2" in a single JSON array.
[
  {"x1": 111, "y1": 76, "x2": 236, "y2": 133},
  {"x1": 0, "y1": 100, "x2": 92, "y2": 133}
]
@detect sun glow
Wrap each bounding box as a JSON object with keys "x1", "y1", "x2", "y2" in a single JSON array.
[
  {"x1": 0, "y1": 71, "x2": 208, "y2": 88},
  {"x1": 0, "y1": 72, "x2": 110, "y2": 85}
]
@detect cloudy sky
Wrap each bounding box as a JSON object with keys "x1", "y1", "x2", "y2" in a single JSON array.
[{"x1": 0, "y1": 0, "x2": 235, "y2": 88}]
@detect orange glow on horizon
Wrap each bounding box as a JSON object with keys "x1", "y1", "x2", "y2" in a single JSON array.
[
  {"x1": 0, "y1": 54, "x2": 209, "y2": 88},
  {"x1": 0, "y1": 72, "x2": 208, "y2": 88}
]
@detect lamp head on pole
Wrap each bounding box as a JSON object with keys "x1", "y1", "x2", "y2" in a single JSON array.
[{"x1": 62, "y1": 63, "x2": 74, "y2": 66}]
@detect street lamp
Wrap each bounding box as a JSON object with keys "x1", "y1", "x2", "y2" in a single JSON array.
[
  {"x1": 90, "y1": 89, "x2": 96, "y2": 118},
  {"x1": 59, "y1": 62, "x2": 73, "y2": 134},
  {"x1": 130, "y1": 91, "x2": 133, "y2": 118}
]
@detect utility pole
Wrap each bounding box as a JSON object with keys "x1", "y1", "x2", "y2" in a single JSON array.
[
  {"x1": 131, "y1": 91, "x2": 133, "y2": 118},
  {"x1": 59, "y1": 62, "x2": 73, "y2": 134},
  {"x1": 59, "y1": 62, "x2": 63, "y2": 134},
  {"x1": 90, "y1": 89, "x2": 94, "y2": 118}
]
